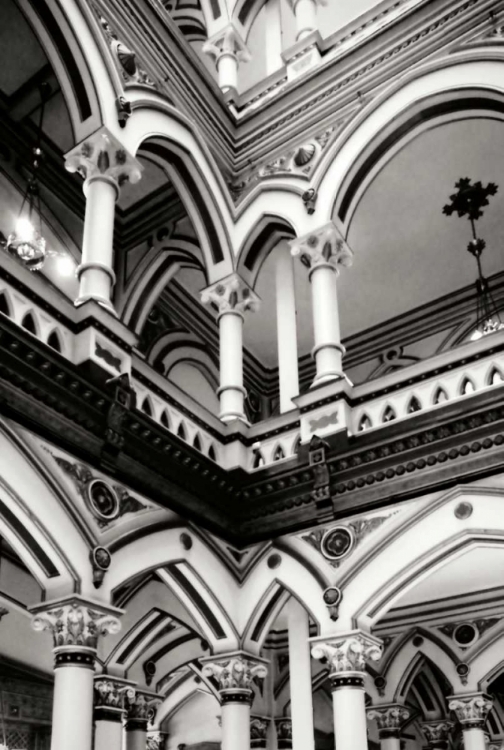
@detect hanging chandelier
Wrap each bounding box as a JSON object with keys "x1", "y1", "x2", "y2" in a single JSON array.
[
  {"x1": 443, "y1": 177, "x2": 503, "y2": 340},
  {"x1": 6, "y1": 84, "x2": 50, "y2": 272}
]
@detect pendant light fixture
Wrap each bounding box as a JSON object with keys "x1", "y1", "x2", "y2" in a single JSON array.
[
  {"x1": 6, "y1": 83, "x2": 51, "y2": 272},
  {"x1": 443, "y1": 177, "x2": 504, "y2": 339}
]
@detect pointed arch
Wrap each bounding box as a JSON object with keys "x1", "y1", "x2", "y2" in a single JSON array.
[
  {"x1": 273, "y1": 444, "x2": 285, "y2": 462},
  {"x1": 407, "y1": 395, "x2": 422, "y2": 414},
  {"x1": 488, "y1": 366, "x2": 504, "y2": 386},
  {"x1": 142, "y1": 396, "x2": 154, "y2": 418},
  {"x1": 21, "y1": 311, "x2": 39, "y2": 337},
  {"x1": 47, "y1": 329, "x2": 62, "y2": 353},
  {"x1": 177, "y1": 422, "x2": 187, "y2": 441},
  {"x1": 459, "y1": 375, "x2": 476, "y2": 396},
  {"x1": 252, "y1": 450, "x2": 265, "y2": 469},
  {"x1": 161, "y1": 410, "x2": 170, "y2": 430},
  {"x1": 193, "y1": 433, "x2": 202, "y2": 452},
  {"x1": 382, "y1": 404, "x2": 396, "y2": 423},
  {"x1": 0, "y1": 291, "x2": 12, "y2": 317},
  {"x1": 208, "y1": 444, "x2": 217, "y2": 462},
  {"x1": 358, "y1": 413, "x2": 373, "y2": 432},
  {"x1": 433, "y1": 385, "x2": 449, "y2": 405}
]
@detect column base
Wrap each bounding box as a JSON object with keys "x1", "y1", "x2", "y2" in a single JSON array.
[
  {"x1": 75, "y1": 295, "x2": 118, "y2": 316},
  {"x1": 220, "y1": 412, "x2": 250, "y2": 425},
  {"x1": 311, "y1": 372, "x2": 344, "y2": 388}
]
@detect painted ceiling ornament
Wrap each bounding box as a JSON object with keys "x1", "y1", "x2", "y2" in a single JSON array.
[
  {"x1": 294, "y1": 143, "x2": 316, "y2": 167},
  {"x1": 201, "y1": 653, "x2": 268, "y2": 697},
  {"x1": 30, "y1": 597, "x2": 121, "y2": 650},
  {"x1": 48, "y1": 452, "x2": 148, "y2": 528},
  {"x1": 448, "y1": 693, "x2": 493, "y2": 727},
  {"x1": 311, "y1": 631, "x2": 383, "y2": 675},
  {"x1": 301, "y1": 513, "x2": 394, "y2": 568}
]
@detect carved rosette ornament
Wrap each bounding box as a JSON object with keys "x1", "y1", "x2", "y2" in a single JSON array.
[
  {"x1": 311, "y1": 631, "x2": 383, "y2": 690},
  {"x1": 94, "y1": 677, "x2": 135, "y2": 722},
  {"x1": 200, "y1": 274, "x2": 260, "y2": 319},
  {"x1": 290, "y1": 222, "x2": 353, "y2": 276},
  {"x1": 367, "y1": 704, "x2": 410, "y2": 739},
  {"x1": 420, "y1": 720, "x2": 454, "y2": 749},
  {"x1": 30, "y1": 596, "x2": 122, "y2": 669},
  {"x1": 201, "y1": 652, "x2": 268, "y2": 704},
  {"x1": 124, "y1": 690, "x2": 162, "y2": 731},
  {"x1": 65, "y1": 128, "x2": 142, "y2": 196},
  {"x1": 448, "y1": 693, "x2": 493, "y2": 729}
]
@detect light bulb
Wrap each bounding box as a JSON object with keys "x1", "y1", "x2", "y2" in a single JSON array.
[{"x1": 15, "y1": 216, "x2": 35, "y2": 242}]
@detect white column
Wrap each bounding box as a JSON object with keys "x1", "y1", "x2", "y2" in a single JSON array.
[
  {"x1": 276, "y1": 242, "x2": 299, "y2": 412},
  {"x1": 65, "y1": 129, "x2": 142, "y2": 313},
  {"x1": 287, "y1": 599, "x2": 314, "y2": 750},
  {"x1": 94, "y1": 677, "x2": 135, "y2": 750},
  {"x1": 201, "y1": 274, "x2": 260, "y2": 423},
  {"x1": 291, "y1": 0, "x2": 318, "y2": 41},
  {"x1": 202, "y1": 652, "x2": 269, "y2": 750},
  {"x1": 265, "y1": 0, "x2": 283, "y2": 74},
  {"x1": 311, "y1": 631, "x2": 383, "y2": 750},
  {"x1": 203, "y1": 26, "x2": 251, "y2": 93},
  {"x1": 367, "y1": 704, "x2": 410, "y2": 750},
  {"x1": 30, "y1": 596, "x2": 122, "y2": 750},
  {"x1": 448, "y1": 694, "x2": 493, "y2": 750},
  {"x1": 290, "y1": 222, "x2": 353, "y2": 387}
]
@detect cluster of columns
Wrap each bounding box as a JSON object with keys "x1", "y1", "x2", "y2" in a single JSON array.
[
  {"x1": 201, "y1": 223, "x2": 353, "y2": 422},
  {"x1": 65, "y1": 129, "x2": 142, "y2": 314},
  {"x1": 29, "y1": 595, "x2": 165, "y2": 750}
]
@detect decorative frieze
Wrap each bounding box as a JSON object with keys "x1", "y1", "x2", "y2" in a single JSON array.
[
  {"x1": 65, "y1": 129, "x2": 142, "y2": 190},
  {"x1": 367, "y1": 704, "x2": 410, "y2": 739},
  {"x1": 200, "y1": 274, "x2": 260, "y2": 317},
  {"x1": 310, "y1": 631, "x2": 383, "y2": 688},
  {"x1": 30, "y1": 597, "x2": 121, "y2": 652},
  {"x1": 448, "y1": 693, "x2": 493, "y2": 728},
  {"x1": 201, "y1": 652, "x2": 268, "y2": 702},
  {"x1": 290, "y1": 222, "x2": 353, "y2": 273}
]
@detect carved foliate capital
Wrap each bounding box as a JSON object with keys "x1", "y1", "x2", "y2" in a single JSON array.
[
  {"x1": 203, "y1": 25, "x2": 251, "y2": 63},
  {"x1": 30, "y1": 596, "x2": 122, "y2": 651},
  {"x1": 201, "y1": 652, "x2": 268, "y2": 698},
  {"x1": 124, "y1": 690, "x2": 162, "y2": 724},
  {"x1": 147, "y1": 731, "x2": 169, "y2": 750},
  {"x1": 448, "y1": 693, "x2": 493, "y2": 727},
  {"x1": 65, "y1": 128, "x2": 142, "y2": 191},
  {"x1": 94, "y1": 677, "x2": 135, "y2": 710},
  {"x1": 311, "y1": 631, "x2": 383, "y2": 678},
  {"x1": 250, "y1": 716, "x2": 269, "y2": 745},
  {"x1": 367, "y1": 704, "x2": 410, "y2": 738},
  {"x1": 421, "y1": 720, "x2": 454, "y2": 745},
  {"x1": 200, "y1": 274, "x2": 260, "y2": 316},
  {"x1": 290, "y1": 222, "x2": 353, "y2": 274},
  {"x1": 275, "y1": 718, "x2": 292, "y2": 745}
]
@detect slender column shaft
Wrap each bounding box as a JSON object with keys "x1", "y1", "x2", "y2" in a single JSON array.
[
  {"x1": 332, "y1": 680, "x2": 368, "y2": 750},
  {"x1": 125, "y1": 726, "x2": 147, "y2": 750},
  {"x1": 461, "y1": 727, "x2": 487, "y2": 750},
  {"x1": 78, "y1": 176, "x2": 117, "y2": 309},
  {"x1": 218, "y1": 310, "x2": 245, "y2": 421},
  {"x1": 265, "y1": 0, "x2": 283, "y2": 74},
  {"x1": 217, "y1": 53, "x2": 238, "y2": 90},
  {"x1": 292, "y1": 0, "x2": 317, "y2": 40},
  {"x1": 276, "y1": 244, "x2": 299, "y2": 412},
  {"x1": 310, "y1": 264, "x2": 343, "y2": 384},
  {"x1": 95, "y1": 716, "x2": 123, "y2": 750},
  {"x1": 380, "y1": 737, "x2": 400, "y2": 750},
  {"x1": 287, "y1": 599, "x2": 314, "y2": 750},
  {"x1": 50, "y1": 652, "x2": 95, "y2": 750},
  {"x1": 222, "y1": 701, "x2": 251, "y2": 750}
]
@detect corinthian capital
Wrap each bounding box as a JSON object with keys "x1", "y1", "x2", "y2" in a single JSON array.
[
  {"x1": 147, "y1": 732, "x2": 169, "y2": 750},
  {"x1": 94, "y1": 676, "x2": 135, "y2": 711},
  {"x1": 201, "y1": 652, "x2": 268, "y2": 699},
  {"x1": 203, "y1": 25, "x2": 251, "y2": 63},
  {"x1": 30, "y1": 595, "x2": 122, "y2": 651},
  {"x1": 290, "y1": 222, "x2": 353, "y2": 273},
  {"x1": 367, "y1": 704, "x2": 410, "y2": 739},
  {"x1": 448, "y1": 693, "x2": 493, "y2": 727},
  {"x1": 124, "y1": 690, "x2": 162, "y2": 725},
  {"x1": 421, "y1": 720, "x2": 453, "y2": 747},
  {"x1": 200, "y1": 274, "x2": 260, "y2": 316},
  {"x1": 65, "y1": 128, "x2": 142, "y2": 190},
  {"x1": 311, "y1": 631, "x2": 383, "y2": 678}
]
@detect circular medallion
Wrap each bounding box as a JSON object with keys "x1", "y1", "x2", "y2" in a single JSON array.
[
  {"x1": 321, "y1": 526, "x2": 354, "y2": 561},
  {"x1": 323, "y1": 586, "x2": 342, "y2": 607},
  {"x1": 453, "y1": 622, "x2": 478, "y2": 647},
  {"x1": 456, "y1": 663, "x2": 470, "y2": 678},
  {"x1": 86, "y1": 479, "x2": 119, "y2": 520},
  {"x1": 267, "y1": 553, "x2": 282, "y2": 569},
  {"x1": 454, "y1": 501, "x2": 473, "y2": 520},
  {"x1": 92, "y1": 546, "x2": 111, "y2": 571}
]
